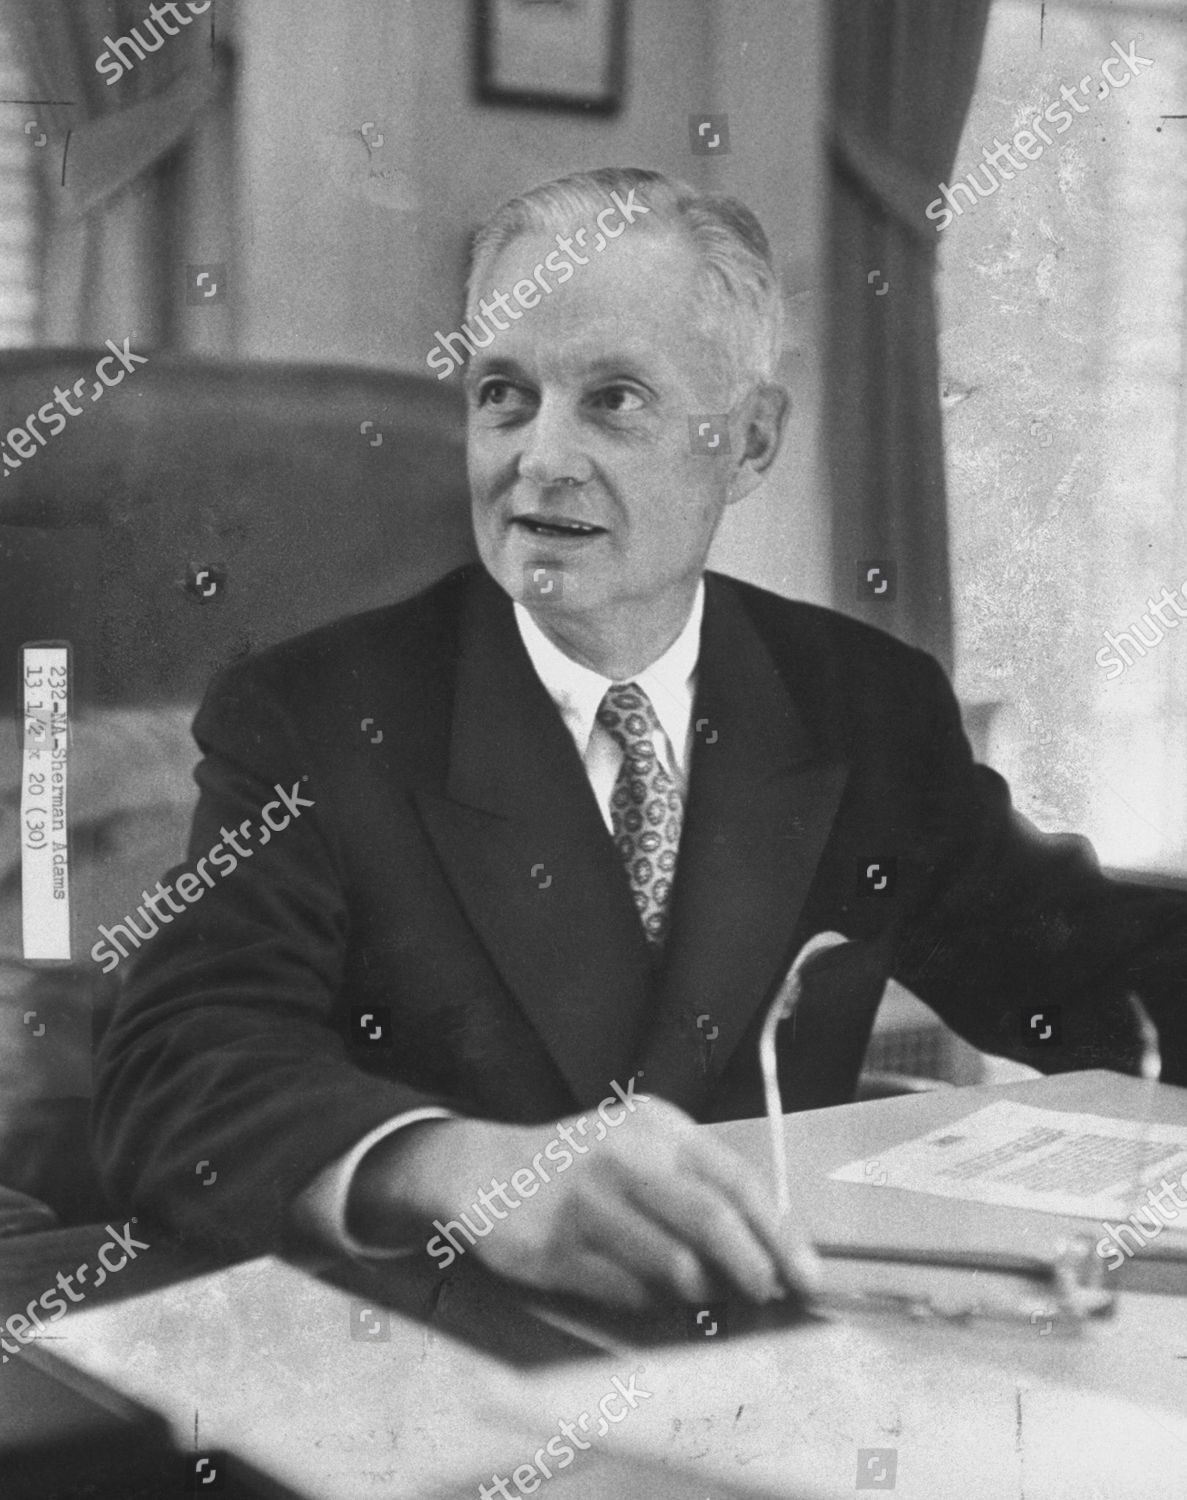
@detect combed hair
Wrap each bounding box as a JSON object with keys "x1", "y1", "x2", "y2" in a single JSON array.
[{"x1": 465, "y1": 166, "x2": 785, "y2": 391}]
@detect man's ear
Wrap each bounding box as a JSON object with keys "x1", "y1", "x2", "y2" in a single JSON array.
[{"x1": 727, "y1": 383, "x2": 791, "y2": 505}]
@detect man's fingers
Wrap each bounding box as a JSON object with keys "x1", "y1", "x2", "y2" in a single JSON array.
[
  {"x1": 616, "y1": 1170, "x2": 785, "y2": 1303},
  {"x1": 624, "y1": 1102, "x2": 815, "y2": 1296},
  {"x1": 572, "y1": 1195, "x2": 717, "y2": 1304},
  {"x1": 685, "y1": 1131, "x2": 821, "y2": 1298},
  {"x1": 554, "y1": 1249, "x2": 654, "y2": 1312},
  {"x1": 602, "y1": 1126, "x2": 816, "y2": 1303}
]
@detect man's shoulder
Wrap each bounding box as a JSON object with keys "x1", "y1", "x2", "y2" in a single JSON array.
[
  {"x1": 707, "y1": 572, "x2": 950, "y2": 754},
  {"x1": 222, "y1": 564, "x2": 480, "y2": 691},
  {"x1": 196, "y1": 565, "x2": 484, "y2": 736},
  {"x1": 711, "y1": 571, "x2": 936, "y2": 679}
]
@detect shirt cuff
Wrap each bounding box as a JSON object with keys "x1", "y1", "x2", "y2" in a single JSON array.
[{"x1": 295, "y1": 1107, "x2": 457, "y2": 1259}]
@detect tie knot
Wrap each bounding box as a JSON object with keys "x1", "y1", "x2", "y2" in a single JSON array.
[{"x1": 596, "y1": 682, "x2": 662, "y2": 756}]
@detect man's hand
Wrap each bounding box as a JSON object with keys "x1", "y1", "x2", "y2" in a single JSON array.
[{"x1": 348, "y1": 1097, "x2": 820, "y2": 1311}]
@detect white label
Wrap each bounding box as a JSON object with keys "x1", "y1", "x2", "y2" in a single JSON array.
[{"x1": 21, "y1": 644, "x2": 70, "y2": 960}]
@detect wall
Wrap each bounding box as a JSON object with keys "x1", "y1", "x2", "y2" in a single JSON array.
[
  {"x1": 234, "y1": 0, "x2": 425, "y2": 370},
  {"x1": 232, "y1": 0, "x2": 828, "y2": 604},
  {"x1": 703, "y1": 0, "x2": 828, "y2": 604}
]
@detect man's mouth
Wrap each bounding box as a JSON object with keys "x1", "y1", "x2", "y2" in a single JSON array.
[{"x1": 512, "y1": 515, "x2": 607, "y2": 539}]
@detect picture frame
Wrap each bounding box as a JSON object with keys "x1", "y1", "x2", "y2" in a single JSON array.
[{"x1": 474, "y1": 0, "x2": 628, "y2": 116}]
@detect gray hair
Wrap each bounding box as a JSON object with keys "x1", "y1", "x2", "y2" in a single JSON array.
[{"x1": 465, "y1": 166, "x2": 785, "y2": 393}]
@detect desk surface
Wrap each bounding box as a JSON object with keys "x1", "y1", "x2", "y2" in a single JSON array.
[{"x1": 4, "y1": 1070, "x2": 1187, "y2": 1500}]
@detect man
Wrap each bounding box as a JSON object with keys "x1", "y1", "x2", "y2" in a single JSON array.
[{"x1": 92, "y1": 168, "x2": 1187, "y2": 1314}]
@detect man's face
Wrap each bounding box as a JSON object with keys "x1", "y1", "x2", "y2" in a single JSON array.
[{"x1": 465, "y1": 226, "x2": 745, "y2": 631}]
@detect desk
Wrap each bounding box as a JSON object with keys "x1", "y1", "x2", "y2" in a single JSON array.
[{"x1": 4, "y1": 1071, "x2": 1186, "y2": 1499}]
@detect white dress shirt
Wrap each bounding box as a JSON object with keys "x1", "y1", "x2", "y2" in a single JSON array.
[
  {"x1": 512, "y1": 580, "x2": 704, "y2": 829},
  {"x1": 295, "y1": 582, "x2": 705, "y2": 1255}
]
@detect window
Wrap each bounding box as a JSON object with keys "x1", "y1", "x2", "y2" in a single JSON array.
[{"x1": 941, "y1": 0, "x2": 1187, "y2": 875}]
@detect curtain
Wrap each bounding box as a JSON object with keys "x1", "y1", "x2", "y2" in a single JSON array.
[
  {"x1": 825, "y1": 0, "x2": 991, "y2": 672},
  {"x1": 6, "y1": 0, "x2": 230, "y2": 346}
]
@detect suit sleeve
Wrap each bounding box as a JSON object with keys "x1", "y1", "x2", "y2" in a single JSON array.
[
  {"x1": 90, "y1": 658, "x2": 458, "y2": 1261},
  {"x1": 892, "y1": 652, "x2": 1187, "y2": 1085}
]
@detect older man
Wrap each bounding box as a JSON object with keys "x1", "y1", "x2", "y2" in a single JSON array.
[{"x1": 92, "y1": 168, "x2": 1187, "y2": 1313}]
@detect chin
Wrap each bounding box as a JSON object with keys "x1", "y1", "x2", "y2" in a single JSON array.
[{"x1": 480, "y1": 542, "x2": 597, "y2": 610}]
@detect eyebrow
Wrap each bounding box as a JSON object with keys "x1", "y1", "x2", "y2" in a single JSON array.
[
  {"x1": 465, "y1": 352, "x2": 661, "y2": 389},
  {"x1": 580, "y1": 354, "x2": 658, "y2": 380},
  {"x1": 463, "y1": 356, "x2": 523, "y2": 391}
]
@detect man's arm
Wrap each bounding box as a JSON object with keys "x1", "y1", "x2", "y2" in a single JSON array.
[
  {"x1": 90, "y1": 658, "x2": 457, "y2": 1260},
  {"x1": 893, "y1": 652, "x2": 1187, "y2": 1082}
]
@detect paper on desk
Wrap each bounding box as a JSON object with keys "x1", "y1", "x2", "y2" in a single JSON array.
[{"x1": 830, "y1": 1100, "x2": 1187, "y2": 1220}]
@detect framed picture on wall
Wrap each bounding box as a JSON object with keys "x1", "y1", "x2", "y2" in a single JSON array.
[{"x1": 474, "y1": 0, "x2": 628, "y2": 115}]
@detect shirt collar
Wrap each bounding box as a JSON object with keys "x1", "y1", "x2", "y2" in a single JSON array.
[{"x1": 513, "y1": 580, "x2": 705, "y2": 757}]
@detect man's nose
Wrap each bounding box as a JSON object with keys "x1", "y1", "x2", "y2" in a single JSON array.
[{"x1": 517, "y1": 398, "x2": 591, "y2": 487}]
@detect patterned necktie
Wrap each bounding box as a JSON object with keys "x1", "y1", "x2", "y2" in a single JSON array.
[{"x1": 596, "y1": 682, "x2": 684, "y2": 947}]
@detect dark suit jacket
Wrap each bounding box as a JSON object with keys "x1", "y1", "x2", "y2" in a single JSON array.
[{"x1": 91, "y1": 565, "x2": 1187, "y2": 1258}]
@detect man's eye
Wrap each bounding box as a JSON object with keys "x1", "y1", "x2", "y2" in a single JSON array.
[
  {"x1": 477, "y1": 380, "x2": 529, "y2": 410},
  {"x1": 591, "y1": 386, "x2": 645, "y2": 414}
]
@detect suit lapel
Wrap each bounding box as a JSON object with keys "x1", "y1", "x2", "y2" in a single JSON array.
[
  {"x1": 413, "y1": 571, "x2": 654, "y2": 1107},
  {"x1": 635, "y1": 575, "x2": 851, "y2": 1113}
]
